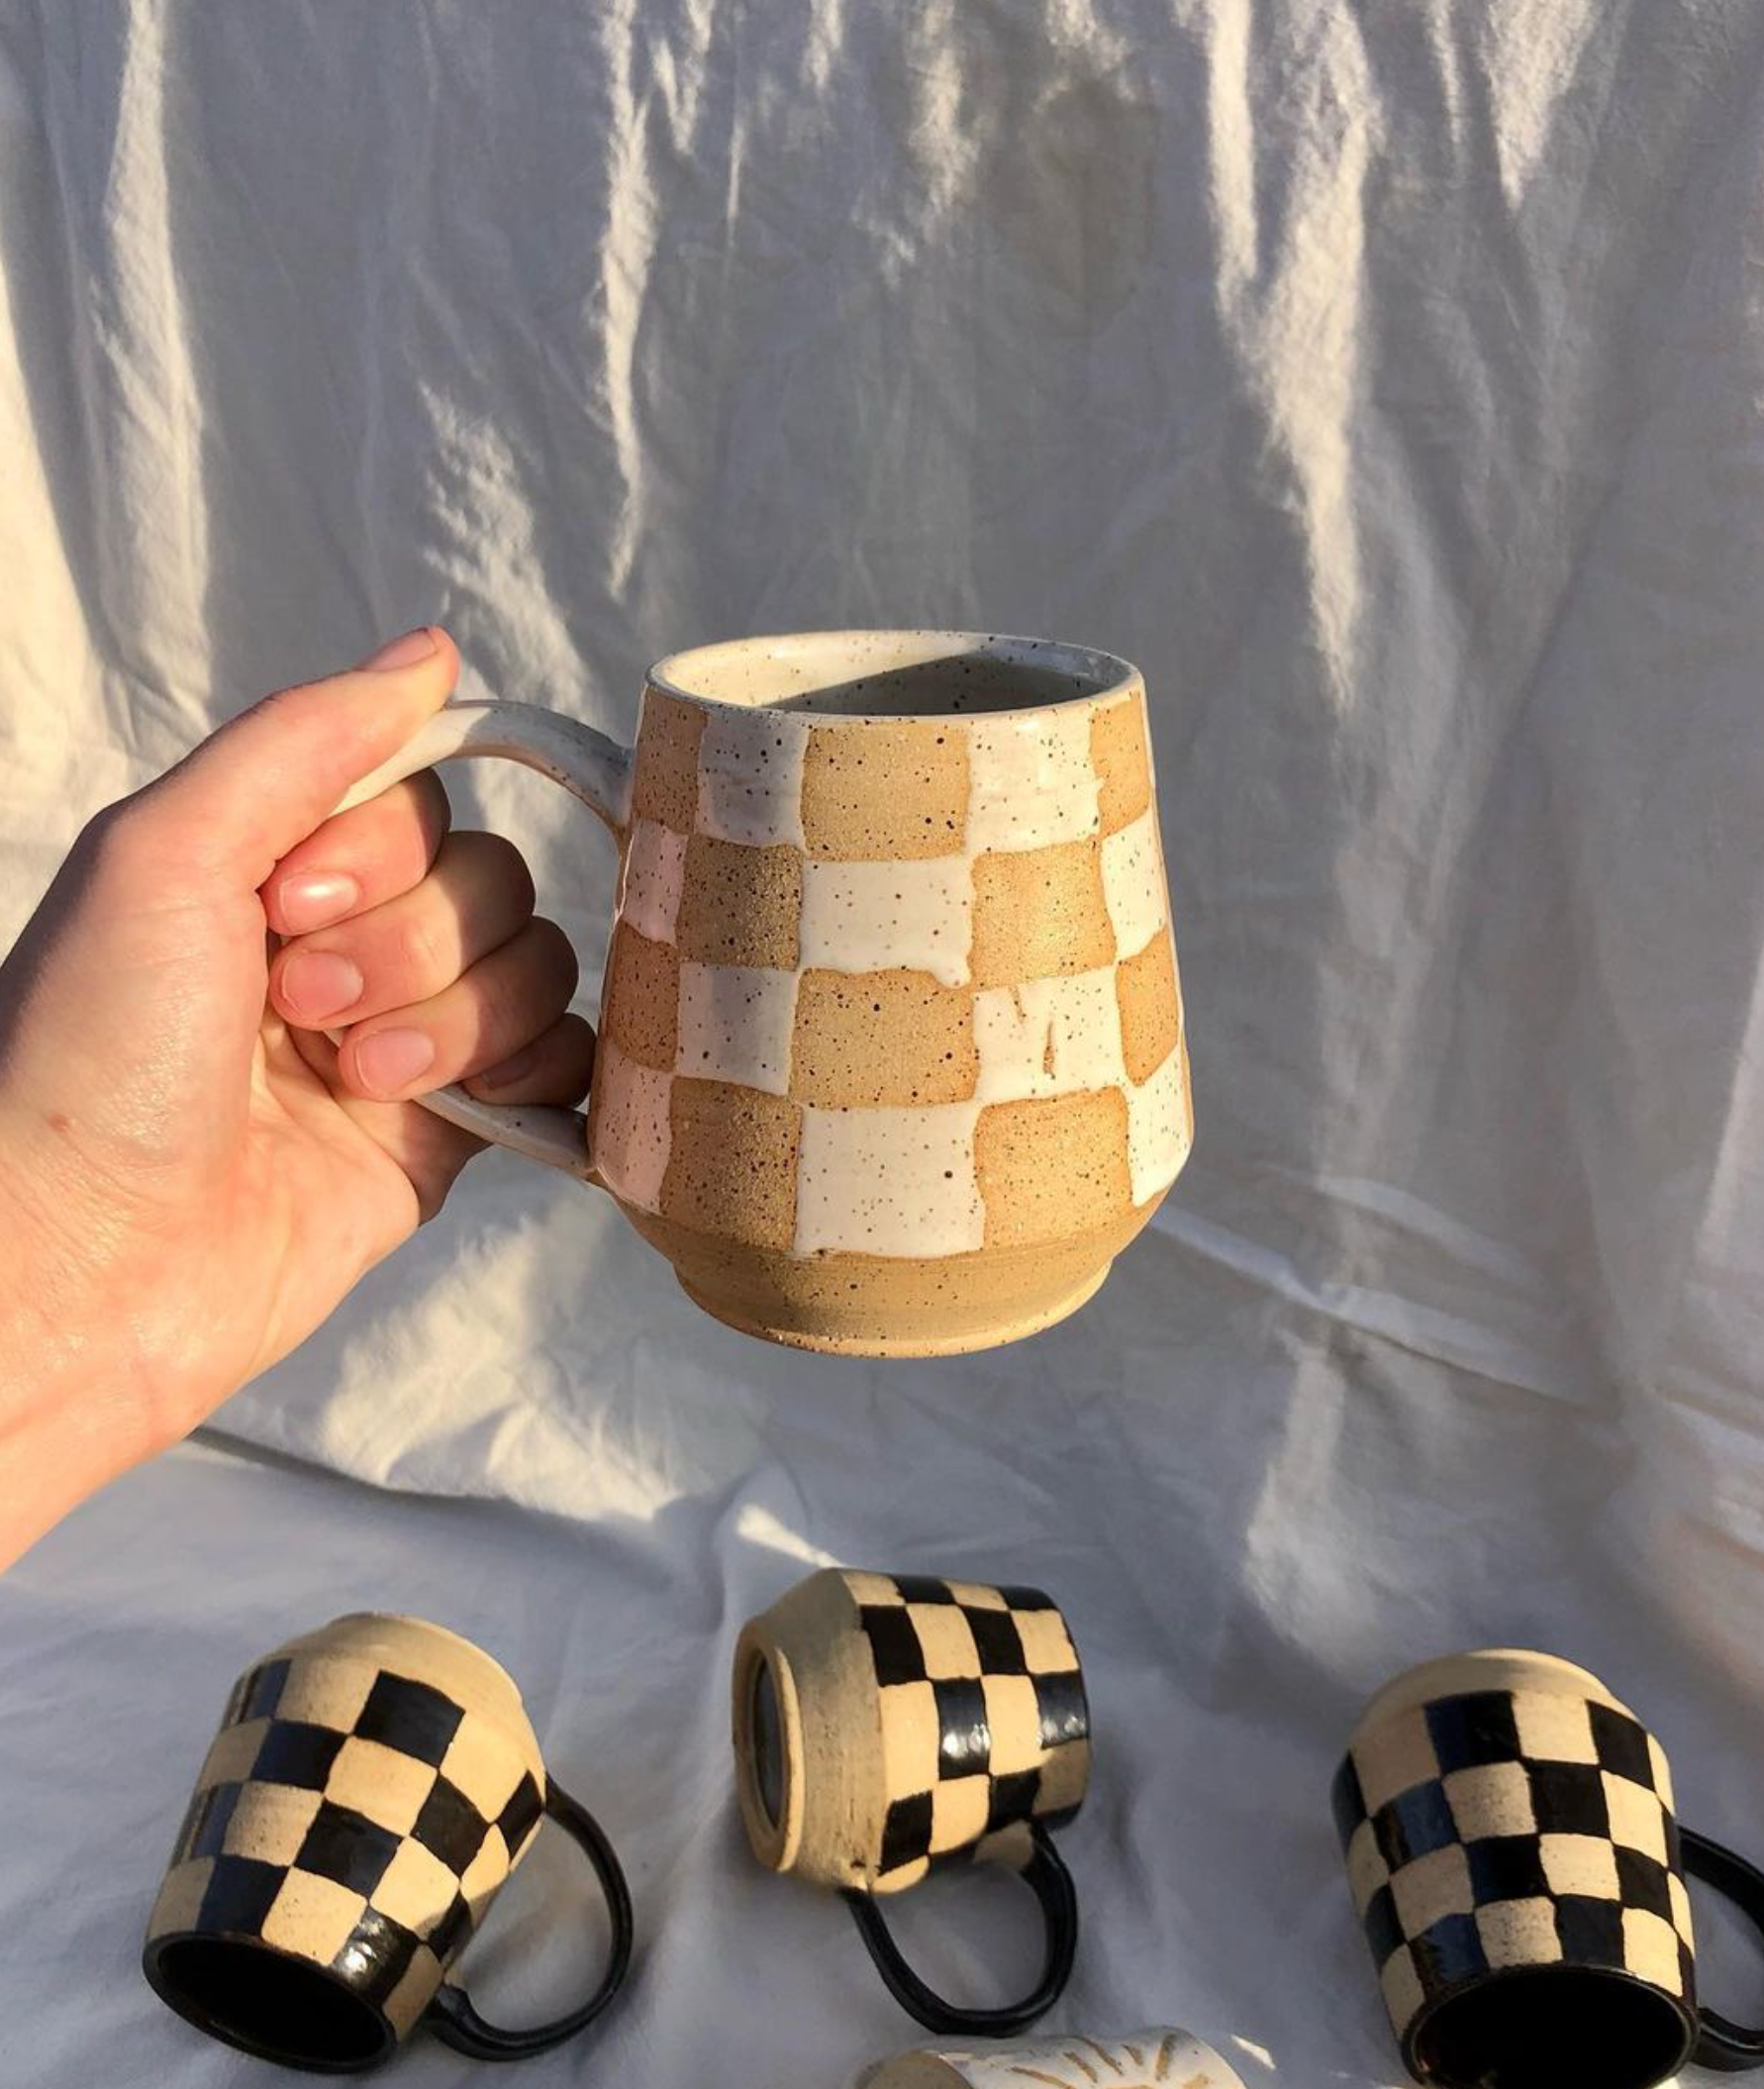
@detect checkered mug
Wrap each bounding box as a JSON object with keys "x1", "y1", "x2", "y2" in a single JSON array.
[
  {"x1": 1333, "y1": 1649, "x2": 1764, "y2": 2088},
  {"x1": 331, "y1": 630, "x2": 1192, "y2": 1359},
  {"x1": 732, "y1": 1567, "x2": 1091, "y2": 2037},
  {"x1": 143, "y1": 1614, "x2": 634, "y2": 2071}
]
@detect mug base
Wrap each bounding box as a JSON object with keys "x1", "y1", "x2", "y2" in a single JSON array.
[
  {"x1": 676, "y1": 1261, "x2": 1113, "y2": 1355},
  {"x1": 626, "y1": 1199, "x2": 1163, "y2": 1356}
]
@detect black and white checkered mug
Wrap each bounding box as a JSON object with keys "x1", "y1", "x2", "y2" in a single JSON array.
[
  {"x1": 143, "y1": 1614, "x2": 634, "y2": 2072},
  {"x1": 733, "y1": 1567, "x2": 1090, "y2": 2038},
  {"x1": 1333, "y1": 1649, "x2": 1764, "y2": 2089}
]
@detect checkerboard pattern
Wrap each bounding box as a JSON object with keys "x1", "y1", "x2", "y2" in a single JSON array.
[
  {"x1": 588, "y1": 686, "x2": 1191, "y2": 1262},
  {"x1": 1332, "y1": 1688, "x2": 1696, "y2": 2044},
  {"x1": 147, "y1": 1652, "x2": 546, "y2": 2037},
  {"x1": 843, "y1": 1571, "x2": 1090, "y2": 1892}
]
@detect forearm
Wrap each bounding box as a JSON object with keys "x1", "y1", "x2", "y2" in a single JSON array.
[{"x1": 0, "y1": 1129, "x2": 165, "y2": 1568}]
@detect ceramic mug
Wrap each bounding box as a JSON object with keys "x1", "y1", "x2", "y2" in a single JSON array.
[
  {"x1": 1333, "y1": 1649, "x2": 1764, "y2": 2089},
  {"x1": 332, "y1": 630, "x2": 1193, "y2": 1357},
  {"x1": 733, "y1": 1567, "x2": 1090, "y2": 2036},
  {"x1": 856, "y1": 2028, "x2": 1247, "y2": 2088},
  {"x1": 143, "y1": 1614, "x2": 633, "y2": 2072}
]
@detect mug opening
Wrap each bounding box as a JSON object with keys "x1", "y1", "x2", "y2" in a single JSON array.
[
  {"x1": 732, "y1": 1632, "x2": 800, "y2": 1872},
  {"x1": 749, "y1": 1652, "x2": 787, "y2": 1833},
  {"x1": 1412, "y1": 1965, "x2": 1694, "y2": 2089},
  {"x1": 648, "y1": 630, "x2": 1135, "y2": 720},
  {"x1": 145, "y1": 1934, "x2": 395, "y2": 2073}
]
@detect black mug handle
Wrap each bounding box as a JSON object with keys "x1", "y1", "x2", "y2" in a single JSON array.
[
  {"x1": 426, "y1": 1780, "x2": 635, "y2": 2062},
  {"x1": 838, "y1": 1822, "x2": 1079, "y2": 2039},
  {"x1": 1685, "y1": 1828, "x2": 1764, "y2": 2072}
]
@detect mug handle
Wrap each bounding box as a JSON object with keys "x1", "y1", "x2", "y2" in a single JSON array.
[
  {"x1": 324, "y1": 700, "x2": 636, "y2": 1180},
  {"x1": 837, "y1": 1822, "x2": 1080, "y2": 2039},
  {"x1": 1684, "y1": 1828, "x2": 1764, "y2": 2071},
  {"x1": 426, "y1": 1778, "x2": 636, "y2": 2062}
]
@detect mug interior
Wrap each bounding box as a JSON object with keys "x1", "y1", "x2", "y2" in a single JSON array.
[
  {"x1": 648, "y1": 629, "x2": 1134, "y2": 719},
  {"x1": 1414, "y1": 1965, "x2": 1692, "y2": 2089},
  {"x1": 145, "y1": 1934, "x2": 395, "y2": 2073}
]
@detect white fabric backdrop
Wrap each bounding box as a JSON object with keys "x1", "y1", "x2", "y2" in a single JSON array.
[{"x1": 4, "y1": 1, "x2": 1764, "y2": 2081}]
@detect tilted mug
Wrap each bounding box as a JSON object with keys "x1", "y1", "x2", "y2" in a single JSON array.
[
  {"x1": 1333, "y1": 1648, "x2": 1764, "y2": 2088},
  {"x1": 143, "y1": 1614, "x2": 633, "y2": 2071},
  {"x1": 332, "y1": 630, "x2": 1193, "y2": 1357},
  {"x1": 733, "y1": 1566, "x2": 1091, "y2": 2036}
]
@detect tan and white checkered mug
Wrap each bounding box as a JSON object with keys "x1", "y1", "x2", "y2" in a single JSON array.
[
  {"x1": 733, "y1": 1568, "x2": 1090, "y2": 2038},
  {"x1": 143, "y1": 1614, "x2": 633, "y2": 2071},
  {"x1": 1334, "y1": 1649, "x2": 1764, "y2": 2088},
  {"x1": 333, "y1": 631, "x2": 1192, "y2": 1356}
]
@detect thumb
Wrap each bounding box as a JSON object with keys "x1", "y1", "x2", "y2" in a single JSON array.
[{"x1": 138, "y1": 626, "x2": 459, "y2": 884}]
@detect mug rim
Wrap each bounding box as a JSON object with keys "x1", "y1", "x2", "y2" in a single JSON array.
[
  {"x1": 142, "y1": 1927, "x2": 399, "y2": 2074},
  {"x1": 646, "y1": 628, "x2": 1141, "y2": 722},
  {"x1": 1403, "y1": 1957, "x2": 1697, "y2": 2089},
  {"x1": 731, "y1": 1625, "x2": 806, "y2": 1874},
  {"x1": 1351, "y1": 1649, "x2": 1633, "y2": 1748}
]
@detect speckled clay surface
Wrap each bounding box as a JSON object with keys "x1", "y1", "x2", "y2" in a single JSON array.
[
  {"x1": 589, "y1": 631, "x2": 1192, "y2": 1353},
  {"x1": 857, "y1": 2030, "x2": 1248, "y2": 2088}
]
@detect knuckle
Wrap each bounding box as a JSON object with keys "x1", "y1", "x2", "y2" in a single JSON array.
[
  {"x1": 392, "y1": 910, "x2": 448, "y2": 984},
  {"x1": 528, "y1": 916, "x2": 579, "y2": 995},
  {"x1": 465, "y1": 830, "x2": 536, "y2": 912}
]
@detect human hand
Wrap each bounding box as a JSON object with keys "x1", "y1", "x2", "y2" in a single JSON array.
[{"x1": 0, "y1": 627, "x2": 592, "y2": 1555}]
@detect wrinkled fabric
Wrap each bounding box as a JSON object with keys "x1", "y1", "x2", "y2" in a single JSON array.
[{"x1": 4, "y1": 1, "x2": 1764, "y2": 2082}]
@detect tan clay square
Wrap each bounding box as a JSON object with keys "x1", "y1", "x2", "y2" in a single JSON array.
[
  {"x1": 1604, "y1": 1774, "x2": 1669, "y2": 1862},
  {"x1": 460, "y1": 1834, "x2": 511, "y2": 1924},
  {"x1": 200, "y1": 1719, "x2": 271, "y2": 1790},
  {"x1": 930, "y1": 1777, "x2": 992, "y2": 1855},
  {"x1": 970, "y1": 841, "x2": 1115, "y2": 989},
  {"x1": 843, "y1": 1570, "x2": 908, "y2": 1606},
  {"x1": 1013, "y1": 1609, "x2": 1078, "y2": 1674},
  {"x1": 371, "y1": 1838, "x2": 462, "y2": 1936},
  {"x1": 324, "y1": 1738, "x2": 439, "y2": 1837},
  {"x1": 1647, "y1": 1733, "x2": 1676, "y2": 1808},
  {"x1": 1354, "y1": 1712, "x2": 1441, "y2": 1814},
  {"x1": 440, "y1": 1718, "x2": 525, "y2": 1824},
  {"x1": 1390, "y1": 1843, "x2": 1473, "y2": 1935},
  {"x1": 275, "y1": 1659, "x2": 376, "y2": 1734},
  {"x1": 1443, "y1": 1761, "x2": 1535, "y2": 1842},
  {"x1": 1475, "y1": 1897, "x2": 1564, "y2": 1970},
  {"x1": 907, "y1": 1602, "x2": 982, "y2": 1679},
  {"x1": 1090, "y1": 697, "x2": 1152, "y2": 837},
  {"x1": 1347, "y1": 1818, "x2": 1391, "y2": 1914},
  {"x1": 1035, "y1": 1737, "x2": 1091, "y2": 1817},
  {"x1": 260, "y1": 1869, "x2": 368, "y2": 1963},
  {"x1": 1539, "y1": 1833, "x2": 1620, "y2": 1899},
  {"x1": 676, "y1": 835, "x2": 802, "y2": 970},
  {"x1": 631, "y1": 693, "x2": 707, "y2": 835},
  {"x1": 877, "y1": 1853, "x2": 931, "y2": 1892},
  {"x1": 1623, "y1": 1907, "x2": 1683, "y2": 1989},
  {"x1": 981, "y1": 1673, "x2": 1042, "y2": 1775},
  {"x1": 659, "y1": 1079, "x2": 801, "y2": 1250},
  {"x1": 801, "y1": 721, "x2": 969, "y2": 861},
  {"x1": 604, "y1": 924, "x2": 682, "y2": 1071},
  {"x1": 1670, "y1": 1871, "x2": 1695, "y2": 1943},
  {"x1": 1380, "y1": 1949, "x2": 1426, "y2": 2032},
  {"x1": 383, "y1": 1942, "x2": 445, "y2": 2037},
  {"x1": 876, "y1": 1678, "x2": 942, "y2": 1798},
  {"x1": 944, "y1": 1581, "x2": 1008, "y2": 1610},
  {"x1": 1116, "y1": 930, "x2": 1182, "y2": 1084},
  {"x1": 149, "y1": 1859, "x2": 213, "y2": 1938},
  {"x1": 977, "y1": 1090, "x2": 1132, "y2": 1248},
  {"x1": 1511, "y1": 1692, "x2": 1599, "y2": 1765},
  {"x1": 223, "y1": 1784, "x2": 325, "y2": 1865},
  {"x1": 791, "y1": 970, "x2": 978, "y2": 1107}
]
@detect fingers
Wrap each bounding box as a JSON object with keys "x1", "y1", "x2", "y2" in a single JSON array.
[
  {"x1": 138, "y1": 626, "x2": 459, "y2": 883},
  {"x1": 461, "y1": 1011, "x2": 596, "y2": 1106},
  {"x1": 269, "y1": 830, "x2": 535, "y2": 1029},
  {"x1": 334, "y1": 916, "x2": 581, "y2": 1101},
  {"x1": 260, "y1": 771, "x2": 452, "y2": 937}
]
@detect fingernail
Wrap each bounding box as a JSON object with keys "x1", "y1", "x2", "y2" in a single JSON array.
[
  {"x1": 355, "y1": 1027, "x2": 437, "y2": 1096},
  {"x1": 277, "y1": 871, "x2": 360, "y2": 934},
  {"x1": 360, "y1": 626, "x2": 438, "y2": 671},
  {"x1": 471, "y1": 1043, "x2": 538, "y2": 1091},
  {"x1": 278, "y1": 950, "x2": 364, "y2": 1022}
]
